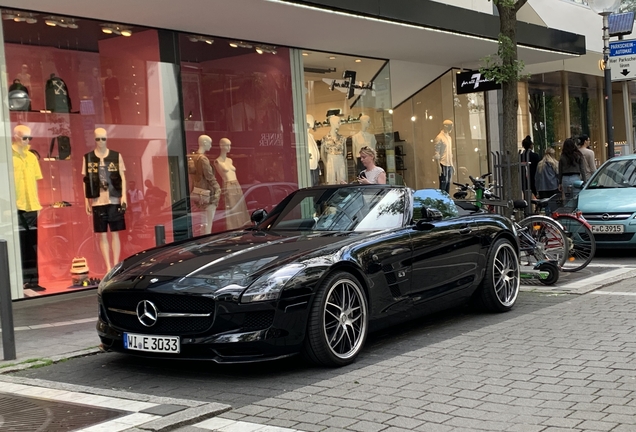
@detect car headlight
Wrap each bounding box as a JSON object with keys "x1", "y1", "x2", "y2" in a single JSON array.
[
  {"x1": 240, "y1": 264, "x2": 305, "y2": 304},
  {"x1": 98, "y1": 261, "x2": 125, "y2": 293}
]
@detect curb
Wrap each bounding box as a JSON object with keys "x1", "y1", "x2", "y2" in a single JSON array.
[
  {"x1": 0, "y1": 347, "x2": 102, "y2": 374},
  {"x1": 521, "y1": 267, "x2": 636, "y2": 295},
  {"x1": 0, "y1": 374, "x2": 232, "y2": 431}
]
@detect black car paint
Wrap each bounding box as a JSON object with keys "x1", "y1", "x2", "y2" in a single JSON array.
[{"x1": 97, "y1": 186, "x2": 517, "y2": 363}]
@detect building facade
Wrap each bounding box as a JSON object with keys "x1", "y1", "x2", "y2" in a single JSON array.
[{"x1": 0, "y1": 0, "x2": 590, "y2": 299}]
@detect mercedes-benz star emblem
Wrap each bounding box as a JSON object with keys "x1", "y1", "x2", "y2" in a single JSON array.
[{"x1": 136, "y1": 300, "x2": 158, "y2": 327}]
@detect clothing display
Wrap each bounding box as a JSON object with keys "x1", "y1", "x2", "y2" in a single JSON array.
[
  {"x1": 45, "y1": 73, "x2": 71, "y2": 113},
  {"x1": 321, "y1": 133, "x2": 347, "y2": 184},
  {"x1": 308, "y1": 131, "x2": 320, "y2": 186},
  {"x1": 105, "y1": 75, "x2": 121, "y2": 123},
  {"x1": 434, "y1": 130, "x2": 454, "y2": 193},
  {"x1": 92, "y1": 203, "x2": 126, "y2": 233},
  {"x1": 83, "y1": 150, "x2": 124, "y2": 201},
  {"x1": 12, "y1": 144, "x2": 43, "y2": 212},
  {"x1": 188, "y1": 153, "x2": 221, "y2": 207},
  {"x1": 48, "y1": 135, "x2": 71, "y2": 160},
  {"x1": 223, "y1": 180, "x2": 249, "y2": 230}
]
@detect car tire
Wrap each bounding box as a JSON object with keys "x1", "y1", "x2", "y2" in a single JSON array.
[
  {"x1": 303, "y1": 271, "x2": 368, "y2": 367},
  {"x1": 476, "y1": 238, "x2": 520, "y2": 312}
]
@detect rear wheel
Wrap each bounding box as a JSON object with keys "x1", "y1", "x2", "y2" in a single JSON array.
[
  {"x1": 553, "y1": 215, "x2": 596, "y2": 272},
  {"x1": 477, "y1": 238, "x2": 520, "y2": 312},
  {"x1": 517, "y1": 215, "x2": 568, "y2": 268},
  {"x1": 537, "y1": 261, "x2": 559, "y2": 285},
  {"x1": 303, "y1": 271, "x2": 368, "y2": 367}
]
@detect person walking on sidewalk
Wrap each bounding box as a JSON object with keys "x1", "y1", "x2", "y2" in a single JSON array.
[
  {"x1": 535, "y1": 147, "x2": 559, "y2": 216},
  {"x1": 577, "y1": 134, "x2": 597, "y2": 179},
  {"x1": 558, "y1": 137, "x2": 587, "y2": 202}
]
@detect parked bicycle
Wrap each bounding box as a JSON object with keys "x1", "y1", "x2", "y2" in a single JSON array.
[
  {"x1": 454, "y1": 173, "x2": 568, "y2": 285},
  {"x1": 532, "y1": 196, "x2": 596, "y2": 272}
]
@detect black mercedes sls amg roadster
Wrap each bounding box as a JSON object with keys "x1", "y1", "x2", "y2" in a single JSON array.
[{"x1": 97, "y1": 185, "x2": 520, "y2": 366}]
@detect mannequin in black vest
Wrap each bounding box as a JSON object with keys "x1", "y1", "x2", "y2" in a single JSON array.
[{"x1": 82, "y1": 127, "x2": 127, "y2": 272}]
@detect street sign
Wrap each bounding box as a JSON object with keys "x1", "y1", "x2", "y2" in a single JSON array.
[{"x1": 609, "y1": 39, "x2": 636, "y2": 81}]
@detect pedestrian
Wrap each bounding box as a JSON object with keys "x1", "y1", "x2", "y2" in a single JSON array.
[
  {"x1": 520, "y1": 135, "x2": 540, "y2": 198},
  {"x1": 558, "y1": 137, "x2": 587, "y2": 202},
  {"x1": 535, "y1": 147, "x2": 559, "y2": 215},
  {"x1": 577, "y1": 134, "x2": 596, "y2": 179},
  {"x1": 126, "y1": 180, "x2": 144, "y2": 226}
]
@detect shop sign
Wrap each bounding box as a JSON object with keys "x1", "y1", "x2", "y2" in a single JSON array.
[
  {"x1": 455, "y1": 70, "x2": 501, "y2": 94},
  {"x1": 259, "y1": 133, "x2": 283, "y2": 147},
  {"x1": 323, "y1": 70, "x2": 374, "y2": 99}
]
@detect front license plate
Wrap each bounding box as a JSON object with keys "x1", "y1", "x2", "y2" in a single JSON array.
[
  {"x1": 590, "y1": 224, "x2": 624, "y2": 234},
  {"x1": 124, "y1": 332, "x2": 180, "y2": 353}
]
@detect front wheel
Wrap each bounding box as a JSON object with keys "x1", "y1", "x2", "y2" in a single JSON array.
[
  {"x1": 553, "y1": 215, "x2": 596, "y2": 272},
  {"x1": 517, "y1": 215, "x2": 568, "y2": 268},
  {"x1": 476, "y1": 238, "x2": 520, "y2": 312},
  {"x1": 303, "y1": 272, "x2": 368, "y2": 367}
]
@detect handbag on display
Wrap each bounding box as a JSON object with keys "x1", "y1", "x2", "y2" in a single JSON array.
[
  {"x1": 8, "y1": 79, "x2": 31, "y2": 111},
  {"x1": 191, "y1": 187, "x2": 211, "y2": 206},
  {"x1": 45, "y1": 73, "x2": 72, "y2": 113},
  {"x1": 48, "y1": 135, "x2": 71, "y2": 160}
]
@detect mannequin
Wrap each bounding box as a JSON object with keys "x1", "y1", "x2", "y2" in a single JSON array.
[
  {"x1": 13, "y1": 125, "x2": 44, "y2": 290},
  {"x1": 307, "y1": 114, "x2": 320, "y2": 186},
  {"x1": 321, "y1": 115, "x2": 347, "y2": 184},
  {"x1": 214, "y1": 138, "x2": 249, "y2": 230},
  {"x1": 82, "y1": 128, "x2": 127, "y2": 272},
  {"x1": 351, "y1": 115, "x2": 377, "y2": 172},
  {"x1": 188, "y1": 135, "x2": 221, "y2": 234},
  {"x1": 434, "y1": 119, "x2": 454, "y2": 193}
]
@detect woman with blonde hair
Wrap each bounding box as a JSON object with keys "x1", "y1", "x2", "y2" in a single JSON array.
[
  {"x1": 358, "y1": 146, "x2": 386, "y2": 184},
  {"x1": 535, "y1": 146, "x2": 559, "y2": 215}
]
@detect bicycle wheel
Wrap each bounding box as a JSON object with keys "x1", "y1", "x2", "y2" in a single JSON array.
[
  {"x1": 516, "y1": 215, "x2": 568, "y2": 268},
  {"x1": 553, "y1": 215, "x2": 596, "y2": 272}
]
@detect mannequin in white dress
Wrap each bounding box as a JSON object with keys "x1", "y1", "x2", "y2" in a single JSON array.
[
  {"x1": 320, "y1": 115, "x2": 346, "y2": 184},
  {"x1": 214, "y1": 138, "x2": 249, "y2": 229},
  {"x1": 351, "y1": 114, "x2": 376, "y2": 172},
  {"x1": 307, "y1": 114, "x2": 320, "y2": 186},
  {"x1": 188, "y1": 135, "x2": 221, "y2": 234}
]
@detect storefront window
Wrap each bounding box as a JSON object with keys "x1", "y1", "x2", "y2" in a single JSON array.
[
  {"x1": 527, "y1": 72, "x2": 567, "y2": 154},
  {"x1": 392, "y1": 70, "x2": 489, "y2": 191},
  {"x1": 180, "y1": 36, "x2": 298, "y2": 236},
  {"x1": 2, "y1": 11, "x2": 176, "y2": 296},
  {"x1": 568, "y1": 72, "x2": 602, "y2": 165},
  {"x1": 302, "y1": 52, "x2": 393, "y2": 185}
]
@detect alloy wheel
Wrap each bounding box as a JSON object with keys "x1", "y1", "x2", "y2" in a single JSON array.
[
  {"x1": 492, "y1": 243, "x2": 520, "y2": 307},
  {"x1": 322, "y1": 278, "x2": 367, "y2": 360}
]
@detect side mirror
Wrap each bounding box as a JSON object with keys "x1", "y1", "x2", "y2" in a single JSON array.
[
  {"x1": 250, "y1": 209, "x2": 268, "y2": 225},
  {"x1": 573, "y1": 180, "x2": 585, "y2": 189}
]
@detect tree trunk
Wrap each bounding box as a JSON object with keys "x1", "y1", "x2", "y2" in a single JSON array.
[{"x1": 497, "y1": 4, "x2": 522, "y2": 202}]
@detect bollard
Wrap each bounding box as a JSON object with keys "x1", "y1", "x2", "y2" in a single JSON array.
[
  {"x1": 155, "y1": 225, "x2": 166, "y2": 247},
  {"x1": 0, "y1": 240, "x2": 16, "y2": 360}
]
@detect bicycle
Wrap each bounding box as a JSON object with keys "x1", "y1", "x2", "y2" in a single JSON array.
[
  {"x1": 532, "y1": 195, "x2": 596, "y2": 272},
  {"x1": 454, "y1": 174, "x2": 568, "y2": 285}
]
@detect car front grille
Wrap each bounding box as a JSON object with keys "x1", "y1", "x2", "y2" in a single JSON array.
[
  {"x1": 102, "y1": 292, "x2": 215, "y2": 335},
  {"x1": 108, "y1": 312, "x2": 213, "y2": 334},
  {"x1": 583, "y1": 213, "x2": 632, "y2": 221},
  {"x1": 594, "y1": 233, "x2": 635, "y2": 242}
]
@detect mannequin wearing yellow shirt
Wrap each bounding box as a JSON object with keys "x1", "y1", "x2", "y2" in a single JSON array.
[
  {"x1": 13, "y1": 124, "x2": 44, "y2": 290},
  {"x1": 82, "y1": 128, "x2": 127, "y2": 272}
]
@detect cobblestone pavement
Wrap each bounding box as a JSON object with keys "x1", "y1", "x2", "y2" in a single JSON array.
[{"x1": 12, "y1": 278, "x2": 636, "y2": 431}]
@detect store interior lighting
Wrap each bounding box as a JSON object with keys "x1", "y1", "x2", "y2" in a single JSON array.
[
  {"x1": 255, "y1": 44, "x2": 277, "y2": 55},
  {"x1": 229, "y1": 41, "x2": 253, "y2": 49},
  {"x1": 100, "y1": 23, "x2": 133, "y2": 37},
  {"x1": 2, "y1": 10, "x2": 38, "y2": 24},
  {"x1": 188, "y1": 35, "x2": 214, "y2": 44},
  {"x1": 43, "y1": 16, "x2": 78, "y2": 28}
]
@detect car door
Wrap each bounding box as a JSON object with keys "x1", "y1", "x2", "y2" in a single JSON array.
[{"x1": 408, "y1": 189, "x2": 481, "y2": 301}]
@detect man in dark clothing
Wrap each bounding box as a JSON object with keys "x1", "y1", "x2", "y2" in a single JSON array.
[
  {"x1": 520, "y1": 135, "x2": 540, "y2": 197},
  {"x1": 104, "y1": 68, "x2": 121, "y2": 124}
]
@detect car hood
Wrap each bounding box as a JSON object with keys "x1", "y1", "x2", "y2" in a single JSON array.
[
  {"x1": 578, "y1": 188, "x2": 636, "y2": 213},
  {"x1": 113, "y1": 229, "x2": 362, "y2": 283}
]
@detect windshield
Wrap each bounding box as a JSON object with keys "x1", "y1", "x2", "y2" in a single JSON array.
[
  {"x1": 587, "y1": 159, "x2": 636, "y2": 189},
  {"x1": 259, "y1": 186, "x2": 408, "y2": 232}
]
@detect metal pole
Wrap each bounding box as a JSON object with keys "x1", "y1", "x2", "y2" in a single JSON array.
[
  {"x1": 622, "y1": 80, "x2": 633, "y2": 155},
  {"x1": 603, "y1": 13, "x2": 615, "y2": 160},
  {"x1": 0, "y1": 240, "x2": 17, "y2": 360},
  {"x1": 155, "y1": 225, "x2": 166, "y2": 247}
]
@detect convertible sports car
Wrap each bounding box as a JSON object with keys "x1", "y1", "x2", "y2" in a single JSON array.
[{"x1": 97, "y1": 185, "x2": 520, "y2": 367}]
